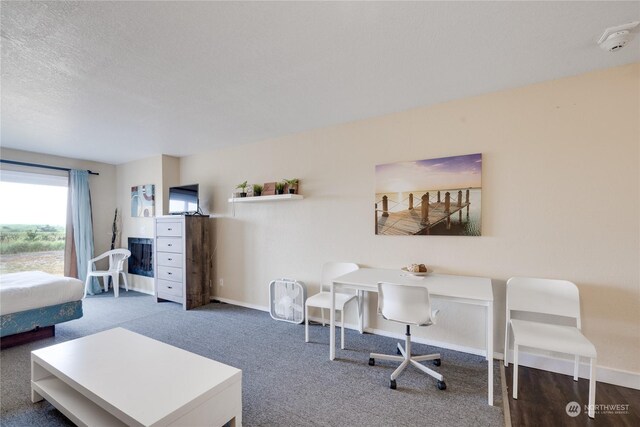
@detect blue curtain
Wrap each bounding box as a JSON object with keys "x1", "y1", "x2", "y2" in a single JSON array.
[{"x1": 70, "y1": 170, "x2": 99, "y2": 294}]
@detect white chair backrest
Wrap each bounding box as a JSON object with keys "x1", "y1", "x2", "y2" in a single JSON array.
[
  {"x1": 506, "y1": 277, "x2": 582, "y2": 328},
  {"x1": 377, "y1": 282, "x2": 435, "y2": 326},
  {"x1": 320, "y1": 262, "x2": 359, "y2": 292},
  {"x1": 108, "y1": 249, "x2": 131, "y2": 271}
]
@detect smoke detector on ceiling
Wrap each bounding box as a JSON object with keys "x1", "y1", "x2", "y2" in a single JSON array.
[{"x1": 598, "y1": 21, "x2": 640, "y2": 52}]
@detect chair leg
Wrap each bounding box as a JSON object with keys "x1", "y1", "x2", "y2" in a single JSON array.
[
  {"x1": 404, "y1": 329, "x2": 411, "y2": 358},
  {"x1": 304, "y1": 304, "x2": 309, "y2": 343},
  {"x1": 357, "y1": 291, "x2": 364, "y2": 334},
  {"x1": 396, "y1": 342, "x2": 406, "y2": 357},
  {"x1": 321, "y1": 308, "x2": 325, "y2": 326},
  {"x1": 83, "y1": 275, "x2": 91, "y2": 298},
  {"x1": 340, "y1": 310, "x2": 345, "y2": 350},
  {"x1": 369, "y1": 325, "x2": 444, "y2": 389},
  {"x1": 386, "y1": 328, "x2": 413, "y2": 384},
  {"x1": 588, "y1": 358, "x2": 596, "y2": 418},
  {"x1": 102, "y1": 277, "x2": 109, "y2": 292},
  {"x1": 573, "y1": 354, "x2": 580, "y2": 381},
  {"x1": 410, "y1": 360, "x2": 444, "y2": 382},
  {"x1": 390, "y1": 359, "x2": 410, "y2": 381},
  {"x1": 413, "y1": 353, "x2": 440, "y2": 362},
  {"x1": 369, "y1": 353, "x2": 404, "y2": 362},
  {"x1": 113, "y1": 273, "x2": 120, "y2": 298},
  {"x1": 513, "y1": 343, "x2": 519, "y2": 400},
  {"x1": 504, "y1": 318, "x2": 509, "y2": 367},
  {"x1": 121, "y1": 272, "x2": 129, "y2": 292}
]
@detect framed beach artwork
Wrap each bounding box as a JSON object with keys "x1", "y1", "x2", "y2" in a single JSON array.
[
  {"x1": 131, "y1": 184, "x2": 155, "y2": 217},
  {"x1": 375, "y1": 153, "x2": 482, "y2": 236}
]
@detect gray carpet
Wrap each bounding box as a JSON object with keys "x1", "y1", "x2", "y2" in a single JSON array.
[{"x1": 1, "y1": 291, "x2": 503, "y2": 426}]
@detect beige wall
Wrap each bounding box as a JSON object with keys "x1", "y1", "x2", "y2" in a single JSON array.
[
  {"x1": 161, "y1": 155, "x2": 181, "y2": 214},
  {"x1": 115, "y1": 154, "x2": 180, "y2": 293},
  {"x1": 0, "y1": 147, "x2": 117, "y2": 265},
  {"x1": 3, "y1": 64, "x2": 637, "y2": 375},
  {"x1": 116, "y1": 155, "x2": 162, "y2": 293},
  {"x1": 179, "y1": 63, "x2": 640, "y2": 374}
]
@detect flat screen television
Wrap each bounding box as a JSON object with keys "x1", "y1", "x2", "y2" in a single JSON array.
[{"x1": 168, "y1": 184, "x2": 199, "y2": 215}]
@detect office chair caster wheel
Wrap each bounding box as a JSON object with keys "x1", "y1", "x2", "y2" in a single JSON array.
[
  {"x1": 437, "y1": 380, "x2": 446, "y2": 390},
  {"x1": 369, "y1": 358, "x2": 375, "y2": 366},
  {"x1": 433, "y1": 358, "x2": 441, "y2": 366},
  {"x1": 389, "y1": 379, "x2": 397, "y2": 390}
]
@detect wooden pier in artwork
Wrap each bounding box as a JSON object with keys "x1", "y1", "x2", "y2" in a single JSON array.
[{"x1": 375, "y1": 190, "x2": 470, "y2": 235}]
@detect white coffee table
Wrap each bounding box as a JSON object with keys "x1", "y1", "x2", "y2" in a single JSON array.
[{"x1": 31, "y1": 327, "x2": 242, "y2": 426}]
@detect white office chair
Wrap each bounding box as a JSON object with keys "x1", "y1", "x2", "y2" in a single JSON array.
[
  {"x1": 504, "y1": 277, "x2": 597, "y2": 418},
  {"x1": 305, "y1": 262, "x2": 359, "y2": 349},
  {"x1": 369, "y1": 282, "x2": 446, "y2": 391},
  {"x1": 84, "y1": 249, "x2": 131, "y2": 298}
]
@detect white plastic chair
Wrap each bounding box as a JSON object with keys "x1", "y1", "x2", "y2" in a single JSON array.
[
  {"x1": 84, "y1": 249, "x2": 131, "y2": 298},
  {"x1": 304, "y1": 262, "x2": 359, "y2": 349},
  {"x1": 368, "y1": 282, "x2": 446, "y2": 391},
  {"x1": 504, "y1": 277, "x2": 597, "y2": 418}
]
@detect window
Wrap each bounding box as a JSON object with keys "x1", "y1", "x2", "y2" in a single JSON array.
[{"x1": 0, "y1": 170, "x2": 68, "y2": 275}]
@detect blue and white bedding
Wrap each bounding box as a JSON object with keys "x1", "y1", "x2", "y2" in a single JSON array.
[
  {"x1": 0, "y1": 271, "x2": 84, "y2": 337},
  {"x1": 0, "y1": 301, "x2": 82, "y2": 337}
]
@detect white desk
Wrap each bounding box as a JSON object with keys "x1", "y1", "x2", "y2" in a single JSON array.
[
  {"x1": 31, "y1": 327, "x2": 243, "y2": 426},
  {"x1": 330, "y1": 268, "x2": 494, "y2": 406}
]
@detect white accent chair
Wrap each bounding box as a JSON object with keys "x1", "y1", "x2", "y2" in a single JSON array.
[
  {"x1": 368, "y1": 282, "x2": 446, "y2": 391},
  {"x1": 305, "y1": 262, "x2": 359, "y2": 349},
  {"x1": 504, "y1": 277, "x2": 597, "y2": 418},
  {"x1": 84, "y1": 249, "x2": 131, "y2": 298}
]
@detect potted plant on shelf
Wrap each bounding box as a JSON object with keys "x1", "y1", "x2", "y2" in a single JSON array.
[
  {"x1": 252, "y1": 184, "x2": 263, "y2": 197},
  {"x1": 283, "y1": 178, "x2": 299, "y2": 194},
  {"x1": 236, "y1": 181, "x2": 248, "y2": 197},
  {"x1": 275, "y1": 182, "x2": 285, "y2": 195}
]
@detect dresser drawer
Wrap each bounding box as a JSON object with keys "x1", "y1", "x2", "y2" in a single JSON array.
[
  {"x1": 157, "y1": 265, "x2": 183, "y2": 283},
  {"x1": 157, "y1": 279, "x2": 183, "y2": 297},
  {"x1": 156, "y1": 221, "x2": 182, "y2": 237},
  {"x1": 157, "y1": 252, "x2": 182, "y2": 268},
  {"x1": 156, "y1": 237, "x2": 182, "y2": 253}
]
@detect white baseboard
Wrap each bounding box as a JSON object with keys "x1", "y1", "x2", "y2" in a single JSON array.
[
  {"x1": 504, "y1": 350, "x2": 640, "y2": 390},
  {"x1": 364, "y1": 326, "x2": 491, "y2": 358},
  {"x1": 210, "y1": 297, "x2": 639, "y2": 390},
  {"x1": 122, "y1": 286, "x2": 154, "y2": 296},
  {"x1": 213, "y1": 297, "x2": 270, "y2": 312}
]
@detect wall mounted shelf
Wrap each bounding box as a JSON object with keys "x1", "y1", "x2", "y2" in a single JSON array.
[{"x1": 227, "y1": 194, "x2": 304, "y2": 203}]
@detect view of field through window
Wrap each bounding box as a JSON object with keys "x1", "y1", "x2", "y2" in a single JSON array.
[{"x1": 0, "y1": 177, "x2": 68, "y2": 275}]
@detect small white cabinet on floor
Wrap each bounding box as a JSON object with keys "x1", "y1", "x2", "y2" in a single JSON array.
[{"x1": 154, "y1": 216, "x2": 211, "y2": 310}]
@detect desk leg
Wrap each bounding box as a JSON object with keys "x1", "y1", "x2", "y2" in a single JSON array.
[
  {"x1": 487, "y1": 301, "x2": 494, "y2": 406},
  {"x1": 329, "y1": 282, "x2": 336, "y2": 361},
  {"x1": 357, "y1": 290, "x2": 364, "y2": 334}
]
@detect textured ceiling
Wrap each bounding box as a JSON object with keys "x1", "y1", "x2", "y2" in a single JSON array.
[{"x1": 1, "y1": 1, "x2": 639, "y2": 165}]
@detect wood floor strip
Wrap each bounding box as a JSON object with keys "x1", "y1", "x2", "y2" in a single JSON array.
[
  {"x1": 505, "y1": 364, "x2": 640, "y2": 426},
  {"x1": 501, "y1": 363, "x2": 512, "y2": 427}
]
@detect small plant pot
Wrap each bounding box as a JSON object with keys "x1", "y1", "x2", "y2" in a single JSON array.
[
  {"x1": 240, "y1": 192, "x2": 247, "y2": 198},
  {"x1": 253, "y1": 192, "x2": 262, "y2": 197},
  {"x1": 276, "y1": 189, "x2": 284, "y2": 195},
  {"x1": 288, "y1": 188, "x2": 296, "y2": 194}
]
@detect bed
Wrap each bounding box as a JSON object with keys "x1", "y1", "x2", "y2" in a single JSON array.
[{"x1": 0, "y1": 271, "x2": 84, "y2": 349}]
